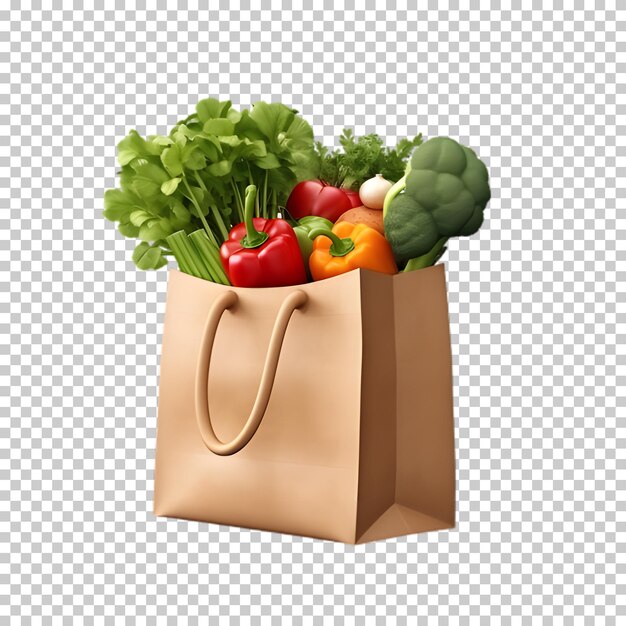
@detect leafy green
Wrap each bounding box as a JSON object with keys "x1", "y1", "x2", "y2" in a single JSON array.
[
  {"x1": 161, "y1": 178, "x2": 181, "y2": 195},
  {"x1": 315, "y1": 128, "x2": 422, "y2": 190},
  {"x1": 103, "y1": 98, "x2": 319, "y2": 273},
  {"x1": 116, "y1": 130, "x2": 161, "y2": 166},
  {"x1": 132, "y1": 242, "x2": 168, "y2": 270}
]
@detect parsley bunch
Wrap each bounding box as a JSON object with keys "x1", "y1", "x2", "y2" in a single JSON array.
[
  {"x1": 315, "y1": 129, "x2": 423, "y2": 190},
  {"x1": 103, "y1": 98, "x2": 319, "y2": 272}
]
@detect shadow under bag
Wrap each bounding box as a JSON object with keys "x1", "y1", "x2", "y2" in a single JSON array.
[{"x1": 154, "y1": 264, "x2": 455, "y2": 543}]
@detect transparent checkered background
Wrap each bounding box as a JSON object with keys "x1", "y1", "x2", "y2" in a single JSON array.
[{"x1": 1, "y1": 2, "x2": 623, "y2": 623}]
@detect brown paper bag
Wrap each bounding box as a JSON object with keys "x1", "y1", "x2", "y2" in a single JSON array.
[{"x1": 153, "y1": 265, "x2": 455, "y2": 543}]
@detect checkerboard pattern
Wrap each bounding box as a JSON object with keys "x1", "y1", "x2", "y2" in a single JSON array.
[{"x1": 1, "y1": 2, "x2": 623, "y2": 623}]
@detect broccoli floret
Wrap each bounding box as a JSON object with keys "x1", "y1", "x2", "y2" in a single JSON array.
[{"x1": 383, "y1": 137, "x2": 490, "y2": 269}]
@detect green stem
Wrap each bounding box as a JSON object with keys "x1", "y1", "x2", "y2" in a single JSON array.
[
  {"x1": 230, "y1": 180, "x2": 244, "y2": 223},
  {"x1": 403, "y1": 237, "x2": 448, "y2": 272},
  {"x1": 181, "y1": 177, "x2": 217, "y2": 245},
  {"x1": 338, "y1": 165, "x2": 347, "y2": 188},
  {"x1": 210, "y1": 204, "x2": 229, "y2": 242},
  {"x1": 192, "y1": 171, "x2": 229, "y2": 241},
  {"x1": 308, "y1": 227, "x2": 354, "y2": 257},
  {"x1": 263, "y1": 170, "x2": 268, "y2": 219},
  {"x1": 382, "y1": 174, "x2": 407, "y2": 218},
  {"x1": 245, "y1": 163, "x2": 260, "y2": 217},
  {"x1": 240, "y1": 185, "x2": 269, "y2": 249}
]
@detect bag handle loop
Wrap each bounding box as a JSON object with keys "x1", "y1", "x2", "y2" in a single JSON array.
[{"x1": 195, "y1": 289, "x2": 308, "y2": 456}]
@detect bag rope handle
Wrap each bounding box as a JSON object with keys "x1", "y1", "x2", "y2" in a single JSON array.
[{"x1": 195, "y1": 289, "x2": 308, "y2": 456}]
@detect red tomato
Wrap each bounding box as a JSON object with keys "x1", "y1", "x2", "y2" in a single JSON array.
[{"x1": 286, "y1": 180, "x2": 362, "y2": 222}]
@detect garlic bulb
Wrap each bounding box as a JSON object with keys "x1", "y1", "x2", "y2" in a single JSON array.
[{"x1": 358, "y1": 174, "x2": 393, "y2": 210}]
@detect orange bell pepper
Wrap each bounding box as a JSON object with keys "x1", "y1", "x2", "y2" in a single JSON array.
[{"x1": 308, "y1": 221, "x2": 398, "y2": 281}]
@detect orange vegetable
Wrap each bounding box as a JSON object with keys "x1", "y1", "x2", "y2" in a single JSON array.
[
  {"x1": 336, "y1": 206, "x2": 385, "y2": 235},
  {"x1": 308, "y1": 222, "x2": 397, "y2": 281}
]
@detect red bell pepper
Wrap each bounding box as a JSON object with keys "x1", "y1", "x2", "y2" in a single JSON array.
[
  {"x1": 286, "y1": 179, "x2": 362, "y2": 222},
  {"x1": 220, "y1": 185, "x2": 307, "y2": 288}
]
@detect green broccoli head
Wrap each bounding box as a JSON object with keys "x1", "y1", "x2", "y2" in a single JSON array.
[{"x1": 383, "y1": 137, "x2": 490, "y2": 264}]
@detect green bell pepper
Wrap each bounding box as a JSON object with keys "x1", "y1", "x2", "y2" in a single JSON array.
[{"x1": 293, "y1": 216, "x2": 333, "y2": 277}]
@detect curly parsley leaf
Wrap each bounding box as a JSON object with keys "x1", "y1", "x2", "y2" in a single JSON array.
[{"x1": 317, "y1": 129, "x2": 423, "y2": 190}]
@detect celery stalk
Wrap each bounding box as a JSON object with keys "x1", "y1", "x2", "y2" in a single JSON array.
[
  {"x1": 166, "y1": 231, "x2": 212, "y2": 281},
  {"x1": 189, "y1": 230, "x2": 230, "y2": 285}
]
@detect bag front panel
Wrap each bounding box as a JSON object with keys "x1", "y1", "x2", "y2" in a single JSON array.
[{"x1": 154, "y1": 270, "x2": 364, "y2": 542}]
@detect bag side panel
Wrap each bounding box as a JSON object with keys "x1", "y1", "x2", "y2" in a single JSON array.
[
  {"x1": 393, "y1": 264, "x2": 456, "y2": 527},
  {"x1": 354, "y1": 271, "x2": 398, "y2": 540}
]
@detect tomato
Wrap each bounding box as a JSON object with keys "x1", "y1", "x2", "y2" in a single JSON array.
[{"x1": 286, "y1": 180, "x2": 362, "y2": 223}]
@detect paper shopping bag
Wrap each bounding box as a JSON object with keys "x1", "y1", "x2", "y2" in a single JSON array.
[{"x1": 153, "y1": 265, "x2": 455, "y2": 543}]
